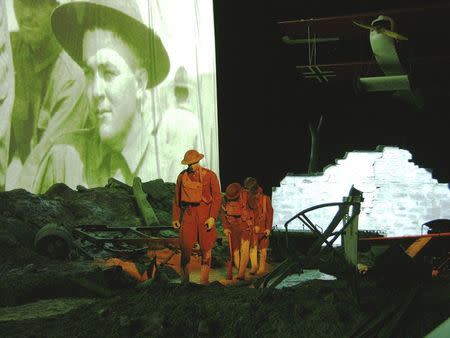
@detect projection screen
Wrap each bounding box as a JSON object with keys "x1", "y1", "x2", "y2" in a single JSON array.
[{"x1": 2, "y1": 0, "x2": 219, "y2": 193}]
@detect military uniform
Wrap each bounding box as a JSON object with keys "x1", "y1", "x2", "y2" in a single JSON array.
[
  {"x1": 173, "y1": 167, "x2": 221, "y2": 263},
  {"x1": 221, "y1": 183, "x2": 254, "y2": 279},
  {"x1": 172, "y1": 150, "x2": 221, "y2": 284}
]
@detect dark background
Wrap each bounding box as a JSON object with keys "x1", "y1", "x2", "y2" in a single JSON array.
[{"x1": 213, "y1": 0, "x2": 450, "y2": 194}]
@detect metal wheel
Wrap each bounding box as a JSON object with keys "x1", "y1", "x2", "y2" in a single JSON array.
[{"x1": 34, "y1": 223, "x2": 73, "y2": 259}]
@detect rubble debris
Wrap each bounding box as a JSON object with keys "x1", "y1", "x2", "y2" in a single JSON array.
[
  {"x1": 0, "y1": 178, "x2": 179, "y2": 266},
  {"x1": 0, "y1": 180, "x2": 449, "y2": 337}
]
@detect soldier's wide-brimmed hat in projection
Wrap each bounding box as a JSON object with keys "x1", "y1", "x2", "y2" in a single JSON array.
[
  {"x1": 173, "y1": 66, "x2": 195, "y2": 90},
  {"x1": 51, "y1": 0, "x2": 170, "y2": 88}
]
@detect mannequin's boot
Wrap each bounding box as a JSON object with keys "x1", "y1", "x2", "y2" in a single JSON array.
[
  {"x1": 249, "y1": 246, "x2": 258, "y2": 275},
  {"x1": 233, "y1": 249, "x2": 240, "y2": 270},
  {"x1": 237, "y1": 239, "x2": 250, "y2": 280},
  {"x1": 256, "y1": 248, "x2": 267, "y2": 275},
  {"x1": 200, "y1": 264, "x2": 210, "y2": 285}
]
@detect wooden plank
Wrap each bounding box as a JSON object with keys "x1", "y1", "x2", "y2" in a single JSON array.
[
  {"x1": 405, "y1": 237, "x2": 432, "y2": 258},
  {"x1": 133, "y1": 176, "x2": 160, "y2": 226},
  {"x1": 343, "y1": 207, "x2": 359, "y2": 268},
  {"x1": 361, "y1": 232, "x2": 450, "y2": 242}
]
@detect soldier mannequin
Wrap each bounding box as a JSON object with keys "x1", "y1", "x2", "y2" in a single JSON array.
[
  {"x1": 244, "y1": 177, "x2": 274, "y2": 275},
  {"x1": 221, "y1": 182, "x2": 253, "y2": 280},
  {"x1": 172, "y1": 149, "x2": 221, "y2": 284}
]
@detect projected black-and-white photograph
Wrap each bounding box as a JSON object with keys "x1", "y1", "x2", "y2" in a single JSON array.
[
  {"x1": 2, "y1": 0, "x2": 219, "y2": 193},
  {"x1": 0, "y1": 0, "x2": 15, "y2": 192}
]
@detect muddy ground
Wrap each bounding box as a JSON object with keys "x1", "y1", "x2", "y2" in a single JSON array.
[
  {"x1": 0, "y1": 264, "x2": 449, "y2": 338},
  {"x1": 0, "y1": 181, "x2": 449, "y2": 337}
]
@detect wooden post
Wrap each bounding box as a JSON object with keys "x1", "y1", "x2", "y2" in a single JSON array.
[
  {"x1": 133, "y1": 177, "x2": 160, "y2": 226},
  {"x1": 307, "y1": 115, "x2": 323, "y2": 173},
  {"x1": 342, "y1": 195, "x2": 361, "y2": 269}
]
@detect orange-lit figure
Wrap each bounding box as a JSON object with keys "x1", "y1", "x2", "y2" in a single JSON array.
[
  {"x1": 172, "y1": 149, "x2": 221, "y2": 284},
  {"x1": 244, "y1": 177, "x2": 274, "y2": 275},
  {"x1": 221, "y1": 182, "x2": 254, "y2": 280}
]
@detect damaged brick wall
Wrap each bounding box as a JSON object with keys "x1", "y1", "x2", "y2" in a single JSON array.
[{"x1": 272, "y1": 146, "x2": 450, "y2": 237}]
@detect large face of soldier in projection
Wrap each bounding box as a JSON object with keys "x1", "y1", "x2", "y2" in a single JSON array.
[
  {"x1": 13, "y1": 0, "x2": 57, "y2": 48},
  {"x1": 82, "y1": 28, "x2": 148, "y2": 149}
]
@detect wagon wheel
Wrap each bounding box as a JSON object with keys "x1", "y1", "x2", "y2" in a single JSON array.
[{"x1": 34, "y1": 223, "x2": 73, "y2": 260}]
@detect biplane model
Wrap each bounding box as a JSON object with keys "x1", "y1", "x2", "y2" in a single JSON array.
[{"x1": 278, "y1": 4, "x2": 450, "y2": 107}]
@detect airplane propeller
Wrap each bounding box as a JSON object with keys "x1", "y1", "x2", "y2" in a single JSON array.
[{"x1": 353, "y1": 21, "x2": 408, "y2": 41}]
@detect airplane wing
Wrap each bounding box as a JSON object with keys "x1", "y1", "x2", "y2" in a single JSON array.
[
  {"x1": 279, "y1": 4, "x2": 450, "y2": 44},
  {"x1": 296, "y1": 61, "x2": 383, "y2": 84},
  {"x1": 282, "y1": 4, "x2": 450, "y2": 104},
  {"x1": 296, "y1": 56, "x2": 450, "y2": 101}
]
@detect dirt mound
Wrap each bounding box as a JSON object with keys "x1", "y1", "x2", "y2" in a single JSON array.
[
  {"x1": 0, "y1": 179, "x2": 177, "y2": 270},
  {"x1": 0, "y1": 279, "x2": 362, "y2": 338}
]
